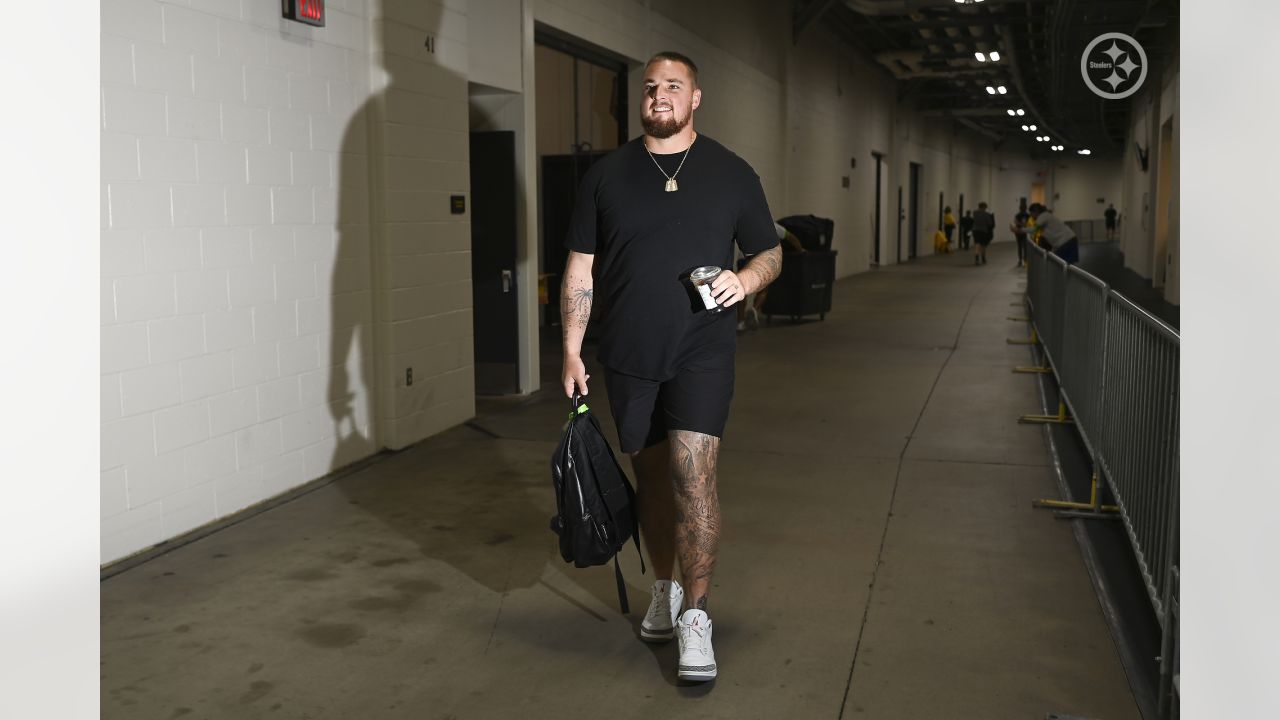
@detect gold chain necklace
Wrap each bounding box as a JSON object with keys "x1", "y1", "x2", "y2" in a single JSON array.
[{"x1": 644, "y1": 135, "x2": 695, "y2": 192}]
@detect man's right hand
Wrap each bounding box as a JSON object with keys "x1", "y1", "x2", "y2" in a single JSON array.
[{"x1": 562, "y1": 355, "x2": 590, "y2": 398}]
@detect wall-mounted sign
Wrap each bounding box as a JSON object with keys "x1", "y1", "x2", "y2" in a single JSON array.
[{"x1": 282, "y1": 0, "x2": 325, "y2": 27}]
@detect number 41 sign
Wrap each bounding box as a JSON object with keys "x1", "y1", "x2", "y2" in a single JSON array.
[{"x1": 282, "y1": 0, "x2": 325, "y2": 27}]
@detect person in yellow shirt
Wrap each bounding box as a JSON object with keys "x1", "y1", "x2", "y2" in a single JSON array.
[{"x1": 943, "y1": 206, "x2": 956, "y2": 247}]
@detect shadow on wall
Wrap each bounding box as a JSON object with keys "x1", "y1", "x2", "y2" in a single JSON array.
[{"x1": 325, "y1": 1, "x2": 629, "y2": 636}]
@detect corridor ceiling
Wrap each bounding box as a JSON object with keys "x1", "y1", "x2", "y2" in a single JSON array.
[{"x1": 795, "y1": 0, "x2": 1179, "y2": 158}]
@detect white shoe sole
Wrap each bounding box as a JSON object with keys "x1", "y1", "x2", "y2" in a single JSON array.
[
  {"x1": 639, "y1": 626, "x2": 674, "y2": 642},
  {"x1": 677, "y1": 663, "x2": 717, "y2": 682}
]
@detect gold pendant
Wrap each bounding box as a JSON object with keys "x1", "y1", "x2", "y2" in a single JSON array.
[{"x1": 665, "y1": 178, "x2": 678, "y2": 192}]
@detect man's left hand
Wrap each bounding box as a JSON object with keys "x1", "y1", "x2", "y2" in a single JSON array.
[{"x1": 710, "y1": 270, "x2": 747, "y2": 308}]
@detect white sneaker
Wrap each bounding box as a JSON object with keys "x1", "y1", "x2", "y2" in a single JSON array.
[
  {"x1": 639, "y1": 579, "x2": 683, "y2": 642},
  {"x1": 676, "y1": 608, "x2": 717, "y2": 682}
]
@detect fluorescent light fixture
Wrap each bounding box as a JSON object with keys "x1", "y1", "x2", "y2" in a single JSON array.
[
  {"x1": 1029, "y1": 124, "x2": 1037, "y2": 131},
  {"x1": 1007, "y1": 109, "x2": 1016, "y2": 116},
  {"x1": 1078, "y1": 149, "x2": 1092, "y2": 155},
  {"x1": 1021, "y1": 125, "x2": 1029, "y2": 131},
  {"x1": 997, "y1": 85, "x2": 1007, "y2": 94},
  {"x1": 989, "y1": 51, "x2": 1001, "y2": 62},
  {"x1": 975, "y1": 52, "x2": 987, "y2": 62},
  {"x1": 985, "y1": 86, "x2": 996, "y2": 95},
  {"x1": 1016, "y1": 109, "x2": 1025, "y2": 116}
]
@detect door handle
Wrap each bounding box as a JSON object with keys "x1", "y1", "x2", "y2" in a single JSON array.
[{"x1": 501, "y1": 269, "x2": 513, "y2": 293}]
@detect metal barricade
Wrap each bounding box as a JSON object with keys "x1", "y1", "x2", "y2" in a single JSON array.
[
  {"x1": 1098, "y1": 292, "x2": 1180, "y2": 625},
  {"x1": 1020, "y1": 244, "x2": 1180, "y2": 717},
  {"x1": 1065, "y1": 219, "x2": 1107, "y2": 243},
  {"x1": 1058, "y1": 268, "x2": 1110, "y2": 456},
  {"x1": 1037, "y1": 250, "x2": 1069, "y2": 373}
]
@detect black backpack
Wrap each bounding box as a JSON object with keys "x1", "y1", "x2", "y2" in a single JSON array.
[{"x1": 550, "y1": 392, "x2": 645, "y2": 612}]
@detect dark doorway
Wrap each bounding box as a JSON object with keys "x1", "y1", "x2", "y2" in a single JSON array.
[
  {"x1": 470, "y1": 131, "x2": 520, "y2": 395},
  {"x1": 896, "y1": 185, "x2": 903, "y2": 263},
  {"x1": 873, "y1": 152, "x2": 884, "y2": 266},
  {"x1": 533, "y1": 27, "x2": 628, "y2": 332},
  {"x1": 908, "y1": 162, "x2": 922, "y2": 260}
]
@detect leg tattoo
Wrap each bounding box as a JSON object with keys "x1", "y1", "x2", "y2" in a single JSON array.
[{"x1": 669, "y1": 430, "x2": 721, "y2": 613}]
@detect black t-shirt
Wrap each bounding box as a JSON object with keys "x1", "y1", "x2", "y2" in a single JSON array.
[
  {"x1": 971, "y1": 209, "x2": 995, "y2": 234},
  {"x1": 565, "y1": 135, "x2": 778, "y2": 380},
  {"x1": 1104, "y1": 208, "x2": 1117, "y2": 222},
  {"x1": 1015, "y1": 211, "x2": 1029, "y2": 235}
]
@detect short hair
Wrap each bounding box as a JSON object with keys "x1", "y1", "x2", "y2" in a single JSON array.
[
  {"x1": 978, "y1": 202, "x2": 988, "y2": 210},
  {"x1": 645, "y1": 51, "x2": 699, "y2": 88}
]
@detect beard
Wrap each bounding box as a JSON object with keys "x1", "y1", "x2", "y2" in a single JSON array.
[{"x1": 641, "y1": 109, "x2": 690, "y2": 139}]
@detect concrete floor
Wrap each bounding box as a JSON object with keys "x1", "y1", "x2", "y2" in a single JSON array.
[{"x1": 101, "y1": 244, "x2": 1140, "y2": 720}]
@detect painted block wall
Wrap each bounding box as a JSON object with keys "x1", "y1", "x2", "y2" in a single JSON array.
[{"x1": 100, "y1": 0, "x2": 473, "y2": 564}]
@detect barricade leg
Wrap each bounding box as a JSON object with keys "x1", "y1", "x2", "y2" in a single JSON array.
[
  {"x1": 1019, "y1": 399, "x2": 1073, "y2": 425},
  {"x1": 1032, "y1": 470, "x2": 1119, "y2": 519},
  {"x1": 1008, "y1": 327, "x2": 1039, "y2": 346}
]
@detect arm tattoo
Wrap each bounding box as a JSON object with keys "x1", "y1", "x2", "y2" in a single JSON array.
[
  {"x1": 560, "y1": 283, "x2": 593, "y2": 330},
  {"x1": 740, "y1": 245, "x2": 783, "y2": 294}
]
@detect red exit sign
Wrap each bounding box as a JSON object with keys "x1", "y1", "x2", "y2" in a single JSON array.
[{"x1": 282, "y1": 0, "x2": 325, "y2": 27}]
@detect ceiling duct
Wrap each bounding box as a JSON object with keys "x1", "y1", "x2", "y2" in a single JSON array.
[{"x1": 843, "y1": 0, "x2": 1032, "y2": 15}]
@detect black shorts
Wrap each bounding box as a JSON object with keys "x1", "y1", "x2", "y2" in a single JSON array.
[
  {"x1": 973, "y1": 232, "x2": 993, "y2": 246},
  {"x1": 602, "y1": 350, "x2": 735, "y2": 454}
]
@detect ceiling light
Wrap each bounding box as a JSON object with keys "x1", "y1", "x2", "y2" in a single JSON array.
[
  {"x1": 989, "y1": 51, "x2": 1001, "y2": 62},
  {"x1": 985, "y1": 86, "x2": 996, "y2": 95},
  {"x1": 1078, "y1": 149, "x2": 1092, "y2": 155},
  {"x1": 1016, "y1": 109, "x2": 1025, "y2": 116},
  {"x1": 996, "y1": 85, "x2": 1007, "y2": 94},
  {"x1": 975, "y1": 52, "x2": 986, "y2": 62},
  {"x1": 1021, "y1": 124, "x2": 1029, "y2": 131},
  {"x1": 1029, "y1": 124, "x2": 1037, "y2": 131},
  {"x1": 1007, "y1": 109, "x2": 1016, "y2": 116}
]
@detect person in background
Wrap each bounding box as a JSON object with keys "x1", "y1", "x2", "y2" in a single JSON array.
[
  {"x1": 943, "y1": 206, "x2": 956, "y2": 248},
  {"x1": 970, "y1": 202, "x2": 995, "y2": 265},
  {"x1": 959, "y1": 209, "x2": 974, "y2": 250},
  {"x1": 1011, "y1": 208, "x2": 1030, "y2": 267},
  {"x1": 738, "y1": 222, "x2": 804, "y2": 331},
  {"x1": 1029, "y1": 203, "x2": 1078, "y2": 264},
  {"x1": 1104, "y1": 203, "x2": 1118, "y2": 241}
]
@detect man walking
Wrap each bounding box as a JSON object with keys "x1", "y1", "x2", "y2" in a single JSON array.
[
  {"x1": 1104, "y1": 203, "x2": 1118, "y2": 240},
  {"x1": 971, "y1": 202, "x2": 995, "y2": 265},
  {"x1": 560, "y1": 51, "x2": 783, "y2": 683}
]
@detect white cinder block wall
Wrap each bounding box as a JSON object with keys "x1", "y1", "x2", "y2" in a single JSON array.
[{"x1": 101, "y1": 0, "x2": 472, "y2": 564}]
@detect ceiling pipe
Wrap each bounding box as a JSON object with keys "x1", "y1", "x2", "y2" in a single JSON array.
[
  {"x1": 997, "y1": 23, "x2": 1075, "y2": 147},
  {"x1": 873, "y1": 50, "x2": 995, "y2": 79},
  {"x1": 843, "y1": 0, "x2": 1041, "y2": 15}
]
